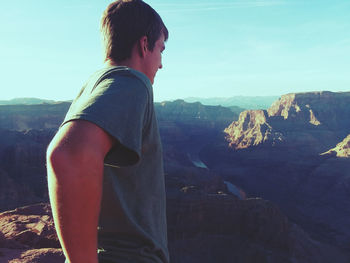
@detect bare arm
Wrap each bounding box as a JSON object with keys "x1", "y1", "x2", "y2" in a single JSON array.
[{"x1": 47, "y1": 120, "x2": 115, "y2": 263}]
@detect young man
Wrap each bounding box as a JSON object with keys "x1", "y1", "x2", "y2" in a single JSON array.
[{"x1": 46, "y1": 1, "x2": 169, "y2": 262}]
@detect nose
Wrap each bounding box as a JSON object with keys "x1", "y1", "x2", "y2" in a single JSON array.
[{"x1": 159, "y1": 63, "x2": 163, "y2": 69}]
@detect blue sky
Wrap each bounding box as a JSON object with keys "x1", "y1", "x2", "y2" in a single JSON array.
[{"x1": 1, "y1": 0, "x2": 349, "y2": 101}]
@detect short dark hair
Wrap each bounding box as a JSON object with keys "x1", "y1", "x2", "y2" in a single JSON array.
[{"x1": 101, "y1": 0, "x2": 169, "y2": 63}]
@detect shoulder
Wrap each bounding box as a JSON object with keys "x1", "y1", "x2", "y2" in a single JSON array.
[{"x1": 90, "y1": 67, "x2": 151, "y2": 102}]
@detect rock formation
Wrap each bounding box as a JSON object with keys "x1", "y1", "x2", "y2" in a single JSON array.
[
  {"x1": 225, "y1": 91, "x2": 350, "y2": 155},
  {"x1": 0, "y1": 203, "x2": 63, "y2": 263},
  {"x1": 267, "y1": 92, "x2": 350, "y2": 129},
  {"x1": 224, "y1": 110, "x2": 284, "y2": 149}
]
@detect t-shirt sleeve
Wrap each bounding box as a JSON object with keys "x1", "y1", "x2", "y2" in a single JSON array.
[{"x1": 61, "y1": 75, "x2": 149, "y2": 167}]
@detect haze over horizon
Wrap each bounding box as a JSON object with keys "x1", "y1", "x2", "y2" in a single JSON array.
[{"x1": 1, "y1": 0, "x2": 349, "y2": 101}]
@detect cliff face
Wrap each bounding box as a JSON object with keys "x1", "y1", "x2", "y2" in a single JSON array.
[
  {"x1": 268, "y1": 92, "x2": 350, "y2": 129},
  {"x1": 224, "y1": 91, "x2": 350, "y2": 154},
  {"x1": 224, "y1": 110, "x2": 284, "y2": 149}
]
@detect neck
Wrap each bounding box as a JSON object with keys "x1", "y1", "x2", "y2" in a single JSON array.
[{"x1": 104, "y1": 59, "x2": 143, "y2": 73}]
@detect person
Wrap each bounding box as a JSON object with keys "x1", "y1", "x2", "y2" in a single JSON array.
[{"x1": 46, "y1": 1, "x2": 169, "y2": 262}]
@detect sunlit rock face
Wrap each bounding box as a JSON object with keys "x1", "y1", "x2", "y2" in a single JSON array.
[
  {"x1": 224, "y1": 110, "x2": 284, "y2": 149},
  {"x1": 322, "y1": 134, "x2": 350, "y2": 157},
  {"x1": 224, "y1": 91, "x2": 350, "y2": 155}
]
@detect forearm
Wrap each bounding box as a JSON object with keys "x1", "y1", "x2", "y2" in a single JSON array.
[{"x1": 47, "y1": 153, "x2": 103, "y2": 263}]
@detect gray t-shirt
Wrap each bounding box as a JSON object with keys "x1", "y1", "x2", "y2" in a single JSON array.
[{"x1": 61, "y1": 66, "x2": 169, "y2": 263}]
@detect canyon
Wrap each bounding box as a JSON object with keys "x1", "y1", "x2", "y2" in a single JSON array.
[{"x1": 0, "y1": 92, "x2": 350, "y2": 262}]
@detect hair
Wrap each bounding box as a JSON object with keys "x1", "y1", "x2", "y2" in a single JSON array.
[{"x1": 101, "y1": 0, "x2": 168, "y2": 63}]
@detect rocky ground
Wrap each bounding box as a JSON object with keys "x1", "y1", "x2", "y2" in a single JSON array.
[
  {"x1": 2, "y1": 195, "x2": 348, "y2": 263},
  {"x1": 0, "y1": 204, "x2": 63, "y2": 263}
]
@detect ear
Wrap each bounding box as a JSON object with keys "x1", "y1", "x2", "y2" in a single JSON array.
[{"x1": 138, "y1": 36, "x2": 148, "y2": 58}]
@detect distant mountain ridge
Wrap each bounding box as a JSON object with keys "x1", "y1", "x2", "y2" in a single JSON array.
[
  {"x1": 0, "y1": 96, "x2": 278, "y2": 110},
  {"x1": 155, "y1": 99, "x2": 239, "y2": 123},
  {"x1": 0, "y1": 98, "x2": 58, "y2": 105},
  {"x1": 0, "y1": 102, "x2": 71, "y2": 131},
  {"x1": 184, "y1": 95, "x2": 279, "y2": 110}
]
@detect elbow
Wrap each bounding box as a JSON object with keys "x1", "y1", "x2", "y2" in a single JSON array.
[
  {"x1": 46, "y1": 141, "x2": 56, "y2": 169},
  {"x1": 47, "y1": 141, "x2": 60, "y2": 171},
  {"x1": 46, "y1": 141, "x2": 83, "y2": 190},
  {"x1": 46, "y1": 141, "x2": 70, "y2": 182}
]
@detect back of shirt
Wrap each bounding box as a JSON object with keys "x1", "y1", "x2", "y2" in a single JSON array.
[{"x1": 62, "y1": 66, "x2": 169, "y2": 263}]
